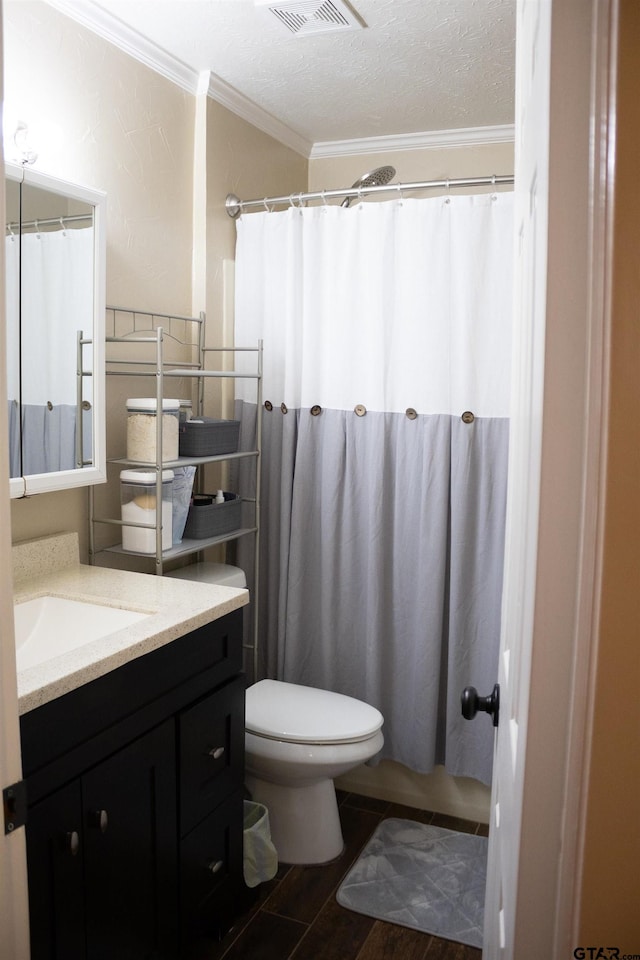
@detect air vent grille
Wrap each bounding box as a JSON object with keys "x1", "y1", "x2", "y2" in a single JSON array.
[{"x1": 261, "y1": 0, "x2": 365, "y2": 36}]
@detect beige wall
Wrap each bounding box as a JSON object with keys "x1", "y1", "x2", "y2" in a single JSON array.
[
  {"x1": 309, "y1": 140, "x2": 514, "y2": 198},
  {"x1": 4, "y1": 2, "x2": 307, "y2": 560},
  {"x1": 205, "y1": 97, "x2": 307, "y2": 346},
  {"x1": 578, "y1": 0, "x2": 640, "y2": 943}
]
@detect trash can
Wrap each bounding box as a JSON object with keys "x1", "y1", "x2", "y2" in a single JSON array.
[{"x1": 243, "y1": 800, "x2": 278, "y2": 888}]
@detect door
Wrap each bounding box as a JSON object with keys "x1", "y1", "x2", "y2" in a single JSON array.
[
  {"x1": 25, "y1": 780, "x2": 86, "y2": 960},
  {"x1": 482, "y1": 1, "x2": 553, "y2": 953},
  {"x1": 482, "y1": 0, "x2": 611, "y2": 956},
  {"x1": 83, "y1": 722, "x2": 178, "y2": 960}
]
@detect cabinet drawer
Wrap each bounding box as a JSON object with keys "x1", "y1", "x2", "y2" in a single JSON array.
[
  {"x1": 179, "y1": 675, "x2": 245, "y2": 835},
  {"x1": 180, "y1": 788, "x2": 244, "y2": 934}
]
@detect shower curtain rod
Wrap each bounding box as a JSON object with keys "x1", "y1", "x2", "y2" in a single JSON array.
[
  {"x1": 225, "y1": 174, "x2": 514, "y2": 218},
  {"x1": 6, "y1": 213, "x2": 93, "y2": 232}
]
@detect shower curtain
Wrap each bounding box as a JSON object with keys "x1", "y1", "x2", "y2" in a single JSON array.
[
  {"x1": 5, "y1": 226, "x2": 94, "y2": 476},
  {"x1": 233, "y1": 193, "x2": 513, "y2": 785}
]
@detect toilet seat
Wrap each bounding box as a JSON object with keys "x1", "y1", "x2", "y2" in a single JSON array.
[{"x1": 245, "y1": 679, "x2": 383, "y2": 745}]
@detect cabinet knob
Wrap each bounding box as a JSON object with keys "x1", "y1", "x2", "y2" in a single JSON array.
[
  {"x1": 208, "y1": 746, "x2": 225, "y2": 760},
  {"x1": 66, "y1": 831, "x2": 80, "y2": 856},
  {"x1": 208, "y1": 859, "x2": 224, "y2": 874},
  {"x1": 89, "y1": 809, "x2": 109, "y2": 833}
]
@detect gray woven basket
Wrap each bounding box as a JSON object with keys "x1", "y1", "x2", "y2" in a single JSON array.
[
  {"x1": 183, "y1": 492, "x2": 241, "y2": 539},
  {"x1": 178, "y1": 417, "x2": 240, "y2": 457}
]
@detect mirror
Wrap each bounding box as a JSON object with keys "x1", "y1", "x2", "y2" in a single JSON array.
[{"x1": 5, "y1": 162, "x2": 106, "y2": 497}]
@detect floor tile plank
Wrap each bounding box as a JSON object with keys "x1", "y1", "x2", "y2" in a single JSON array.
[
  {"x1": 263, "y1": 805, "x2": 382, "y2": 924},
  {"x1": 216, "y1": 910, "x2": 307, "y2": 960},
  {"x1": 424, "y1": 937, "x2": 482, "y2": 959},
  {"x1": 290, "y1": 897, "x2": 374, "y2": 960},
  {"x1": 356, "y1": 920, "x2": 433, "y2": 960},
  {"x1": 430, "y1": 813, "x2": 479, "y2": 835}
]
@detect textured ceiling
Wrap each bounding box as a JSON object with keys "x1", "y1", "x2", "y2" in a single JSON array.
[{"x1": 50, "y1": 0, "x2": 516, "y2": 148}]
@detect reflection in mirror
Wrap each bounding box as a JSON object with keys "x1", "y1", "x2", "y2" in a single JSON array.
[
  {"x1": 5, "y1": 176, "x2": 20, "y2": 478},
  {"x1": 5, "y1": 163, "x2": 106, "y2": 497}
]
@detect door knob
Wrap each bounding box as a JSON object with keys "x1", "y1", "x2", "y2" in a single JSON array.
[{"x1": 461, "y1": 684, "x2": 500, "y2": 727}]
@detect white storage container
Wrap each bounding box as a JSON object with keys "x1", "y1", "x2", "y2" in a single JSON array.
[
  {"x1": 120, "y1": 469, "x2": 174, "y2": 553},
  {"x1": 126, "y1": 398, "x2": 180, "y2": 462},
  {"x1": 178, "y1": 400, "x2": 193, "y2": 423}
]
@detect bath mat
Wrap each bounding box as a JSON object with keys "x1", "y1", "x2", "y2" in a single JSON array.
[{"x1": 336, "y1": 819, "x2": 487, "y2": 948}]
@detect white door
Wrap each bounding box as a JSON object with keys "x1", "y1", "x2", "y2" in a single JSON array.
[
  {"x1": 482, "y1": 1, "x2": 552, "y2": 953},
  {"x1": 482, "y1": 0, "x2": 613, "y2": 956}
]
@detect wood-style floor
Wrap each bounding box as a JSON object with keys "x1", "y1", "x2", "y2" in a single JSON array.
[{"x1": 200, "y1": 791, "x2": 488, "y2": 960}]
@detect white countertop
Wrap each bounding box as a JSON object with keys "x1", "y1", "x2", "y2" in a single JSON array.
[{"x1": 13, "y1": 534, "x2": 249, "y2": 715}]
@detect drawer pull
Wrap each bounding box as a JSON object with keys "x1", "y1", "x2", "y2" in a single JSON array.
[
  {"x1": 66, "y1": 831, "x2": 80, "y2": 856},
  {"x1": 208, "y1": 859, "x2": 224, "y2": 874},
  {"x1": 89, "y1": 809, "x2": 108, "y2": 834},
  {"x1": 208, "y1": 746, "x2": 225, "y2": 760}
]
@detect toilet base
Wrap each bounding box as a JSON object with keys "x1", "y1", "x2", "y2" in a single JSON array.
[{"x1": 245, "y1": 774, "x2": 344, "y2": 865}]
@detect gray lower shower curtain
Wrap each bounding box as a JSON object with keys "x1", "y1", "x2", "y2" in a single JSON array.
[{"x1": 233, "y1": 193, "x2": 513, "y2": 785}]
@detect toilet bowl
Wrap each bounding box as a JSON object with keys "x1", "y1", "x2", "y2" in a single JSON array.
[
  {"x1": 245, "y1": 679, "x2": 384, "y2": 865},
  {"x1": 164, "y1": 563, "x2": 384, "y2": 865}
]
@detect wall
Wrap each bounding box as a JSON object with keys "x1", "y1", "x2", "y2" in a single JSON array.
[
  {"x1": 578, "y1": 0, "x2": 640, "y2": 944},
  {"x1": 309, "y1": 140, "x2": 514, "y2": 197},
  {"x1": 5, "y1": 1, "x2": 193, "y2": 555},
  {"x1": 4, "y1": 2, "x2": 307, "y2": 561}
]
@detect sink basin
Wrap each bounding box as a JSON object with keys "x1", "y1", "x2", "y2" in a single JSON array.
[{"x1": 15, "y1": 596, "x2": 150, "y2": 672}]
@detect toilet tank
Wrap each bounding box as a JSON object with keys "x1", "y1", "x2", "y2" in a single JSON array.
[{"x1": 163, "y1": 561, "x2": 247, "y2": 588}]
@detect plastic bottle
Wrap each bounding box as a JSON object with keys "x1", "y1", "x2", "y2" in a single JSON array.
[{"x1": 215, "y1": 489, "x2": 225, "y2": 504}]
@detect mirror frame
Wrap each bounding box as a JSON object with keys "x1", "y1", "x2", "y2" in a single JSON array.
[{"x1": 6, "y1": 162, "x2": 106, "y2": 498}]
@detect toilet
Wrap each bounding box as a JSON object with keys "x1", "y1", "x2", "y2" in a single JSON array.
[
  {"x1": 245, "y1": 680, "x2": 384, "y2": 865},
  {"x1": 165, "y1": 562, "x2": 384, "y2": 865}
]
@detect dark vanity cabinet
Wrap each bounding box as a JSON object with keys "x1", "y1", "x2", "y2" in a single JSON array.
[{"x1": 20, "y1": 609, "x2": 247, "y2": 959}]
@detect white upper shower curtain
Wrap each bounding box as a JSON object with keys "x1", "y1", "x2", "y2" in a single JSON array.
[
  {"x1": 5, "y1": 226, "x2": 94, "y2": 476},
  {"x1": 233, "y1": 193, "x2": 513, "y2": 785}
]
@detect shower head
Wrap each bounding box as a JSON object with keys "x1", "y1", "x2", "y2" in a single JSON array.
[{"x1": 341, "y1": 165, "x2": 397, "y2": 207}]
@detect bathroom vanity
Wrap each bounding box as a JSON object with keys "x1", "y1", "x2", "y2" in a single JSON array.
[{"x1": 13, "y1": 535, "x2": 250, "y2": 960}]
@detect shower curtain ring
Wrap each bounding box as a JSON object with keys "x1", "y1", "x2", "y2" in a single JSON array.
[
  {"x1": 321, "y1": 190, "x2": 328, "y2": 206},
  {"x1": 59, "y1": 217, "x2": 67, "y2": 235},
  {"x1": 263, "y1": 198, "x2": 270, "y2": 212}
]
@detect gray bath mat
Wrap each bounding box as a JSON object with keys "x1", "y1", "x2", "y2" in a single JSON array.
[{"x1": 336, "y1": 819, "x2": 487, "y2": 948}]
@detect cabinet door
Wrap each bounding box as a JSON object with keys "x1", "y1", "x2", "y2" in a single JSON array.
[
  {"x1": 26, "y1": 779, "x2": 86, "y2": 960},
  {"x1": 82, "y1": 721, "x2": 178, "y2": 960}
]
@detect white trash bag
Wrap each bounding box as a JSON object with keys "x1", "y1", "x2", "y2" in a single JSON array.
[{"x1": 243, "y1": 800, "x2": 278, "y2": 888}]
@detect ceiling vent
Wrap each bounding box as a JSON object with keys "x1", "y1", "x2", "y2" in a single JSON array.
[{"x1": 255, "y1": 0, "x2": 366, "y2": 37}]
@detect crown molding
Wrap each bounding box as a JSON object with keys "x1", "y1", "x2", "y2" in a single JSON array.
[
  {"x1": 310, "y1": 125, "x2": 516, "y2": 159},
  {"x1": 205, "y1": 73, "x2": 312, "y2": 158}
]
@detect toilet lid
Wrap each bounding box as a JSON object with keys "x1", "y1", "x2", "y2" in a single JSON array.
[{"x1": 245, "y1": 680, "x2": 383, "y2": 744}]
